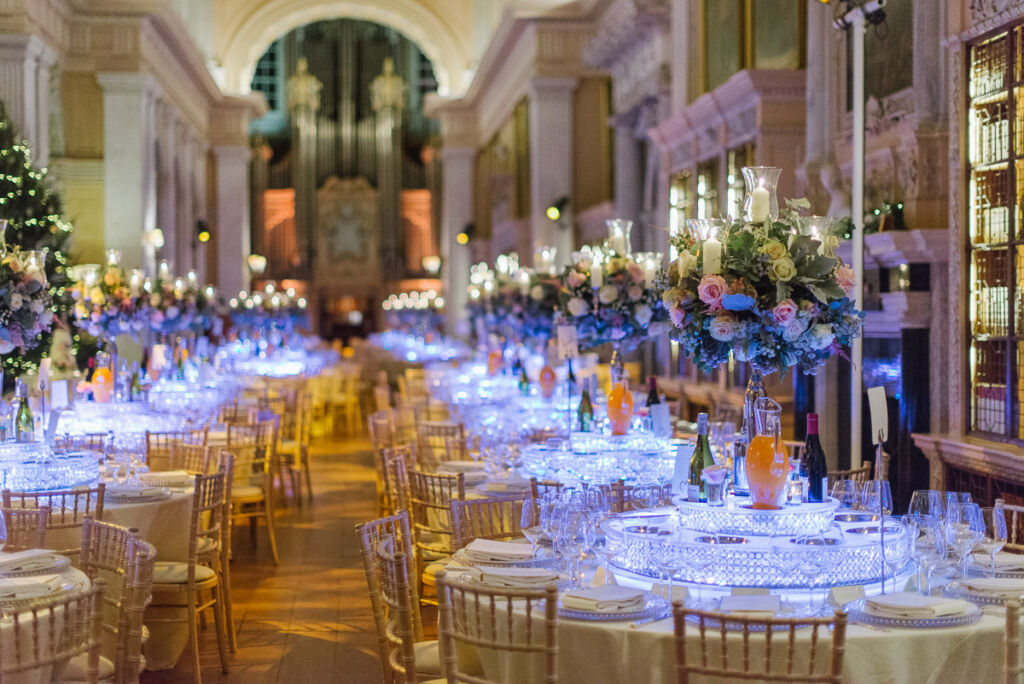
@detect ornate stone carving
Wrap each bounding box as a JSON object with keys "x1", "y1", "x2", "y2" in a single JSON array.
[
  {"x1": 287, "y1": 58, "x2": 322, "y2": 112},
  {"x1": 315, "y1": 176, "x2": 379, "y2": 282},
  {"x1": 371, "y1": 57, "x2": 405, "y2": 112},
  {"x1": 895, "y1": 144, "x2": 918, "y2": 198}
]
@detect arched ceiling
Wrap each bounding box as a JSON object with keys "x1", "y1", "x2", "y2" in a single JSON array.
[{"x1": 215, "y1": 0, "x2": 476, "y2": 96}]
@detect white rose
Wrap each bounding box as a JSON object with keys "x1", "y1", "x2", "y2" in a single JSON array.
[
  {"x1": 29, "y1": 299, "x2": 43, "y2": 314},
  {"x1": 598, "y1": 285, "x2": 619, "y2": 305},
  {"x1": 634, "y1": 304, "x2": 652, "y2": 326},
  {"x1": 530, "y1": 285, "x2": 544, "y2": 301},
  {"x1": 809, "y1": 324, "x2": 835, "y2": 350},
  {"x1": 676, "y1": 252, "x2": 698, "y2": 281},
  {"x1": 782, "y1": 317, "x2": 808, "y2": 342},
  {"x1": 567, "y1": 297, "x2": 589, "y2": 317},
  {"x1": 9, "y1": 292, "x2": 22, "y2": 310},
  {"x1": 709, "y1": 317, "x2": 739, "y2": 342}
]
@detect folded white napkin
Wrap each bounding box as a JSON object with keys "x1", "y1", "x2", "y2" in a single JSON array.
[
  {"x1": 961, "y1": 577, "x2": 1024, "y2": 598},
  {"x1": 106, "y1": 486, "x2": 166, "y2": 499},
  {"x1": 471, "y1": 565, "x2": 559, "y2": 588},
  {"x1": 561, "y1": 585, "x2": 644, "y2": 613},
  {"x1": 972, "y1": 552, "x2": 1024, "y2": 571},
  {"x1": 139, "y1": 470, "x2": 192, "y2": 483},
  {"x1": 865, "y1": 592, "x2": 971, "y2": 619},
  {"x1": 438, "y1": 460, "x2": 485, "y2": 473},
  {"x1": 0, "y1": 549, "x2": 59, "y2": 574},
  {"x1": 0, "y1": 573, "x2": 64, "y2": 599},
  {"x1": 464, "y1": 538, "x2": 535, "y2": 562},
  {"x1": 719, "y1": 595, "x2": 782, "y2": 619}
]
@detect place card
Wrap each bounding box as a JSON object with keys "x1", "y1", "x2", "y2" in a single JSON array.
[
  {"x1": 730, "y1": 587, "x2": 770, "y2": 596},
  {"x1": 828, "y1": 584, "x2": 865, "y2": 608},
  {"x1": 867, "y1": 386, "x2": 888, "y2": 444},
  {"x1": 590, "y1": 567, "x2": 617, "y2": 586},
  {"x1": 556, "y1": 325, "x2": 578, "y2": 360},
  {"x1": 671, "y1": 442, "x2": 695, "y2": 498},
  {"x1": 719, "y1": 595, "x2": 780, "y2": 613},
  {"x1": 38, "y1": 358, "x2": 50, "y2": 390},
  {"x1": 50, "y1": 379, "x2": 69, "y2": 410},
  {"x1": 151, "y1": 344, "x2": 169, "y2": 373},
  {"x1": 44, "y1": 410, "x2": 62, "y2": 443},
  {"x1": 650, "y1": 403, "x2": 672, "y2": 436}
]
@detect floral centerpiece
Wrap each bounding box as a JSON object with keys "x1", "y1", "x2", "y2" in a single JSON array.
[
  {"x1": 466, "y1": 253, "x2": 560, "y2": 349},
  {"x1": 556, "y1": 242, "x2": 668, "y2": 353},
  {"x1": 69, "y1": 257, "x2": 147, "y2": 339},
  {"x1": 146, "y1": 270, "x2": 218, "y2": 335},
  {"x1": 661, "y1": 197, "x2": 863, "y2": 376},
  {"x1": 229, "y1": 285, "x2": 308, "y2": 334},
  {"x1": 0, "y1": 246, "x2": 55, "y2": 354}
]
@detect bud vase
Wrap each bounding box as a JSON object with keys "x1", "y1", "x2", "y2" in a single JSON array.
[{"x1": 742, "y1": 166, "x2": 782, "y2": 224}]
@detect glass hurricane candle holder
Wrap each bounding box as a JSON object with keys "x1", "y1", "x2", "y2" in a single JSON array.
[
  {"x1": 742, "y1": 166, "x2": 782, "y2": 224},
  {"x1": 606, "y1": 219, "x2": 633, "y2": 256}
]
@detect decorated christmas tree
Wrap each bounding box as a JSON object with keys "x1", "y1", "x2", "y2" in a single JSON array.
[{"x1": 0, "y1": 103, "x2": 74, "y2": 378}]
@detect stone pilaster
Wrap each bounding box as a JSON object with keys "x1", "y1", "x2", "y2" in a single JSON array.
[
  {"x1": 376, "y1": 105, "x2": 403, "y2": 281},
  {"x1": 0, "y1": 34, "x2": 56, "y2": 167},
  {"x1": 97, "y1": 72, "x2": 161, "y2": 273},
  {"x1": 440, "y1": 147, "x2": 475, "y2": 337},
  {"x1": 212, "y1": 145, "x2": 252, "y2": 297},
  {"x1": 156, "y1": 100, "x2": 179, "y2": 271},
  {"x1": 528, "y1": 77, "x2": 578, "y2": 268}
]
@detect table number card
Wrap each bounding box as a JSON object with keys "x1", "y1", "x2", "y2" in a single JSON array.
[
  {"x1": 867, "y1": 386, "x2": 888, "y2": 444},
  {"x1": 556, "y1": 325, "x2": 579, "y2": 360},
  {"x1": 38, "y1": 358, "x2": 50, "y2": 390},
  {"x1": 828, "y1": 584, "x2": 865, "y2": 608},
  {"x1": 151, "y1": 344, "x2": 169, "y2": 373},
  {"x1": 671, "y1": 442, "x2": 695, "y2": 498},
  {"x1": 50, "y1": 379, "x2": 69, "y2": 410}
]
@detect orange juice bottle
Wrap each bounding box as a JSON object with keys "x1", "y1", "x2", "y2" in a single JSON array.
[{"x1": 607, "y1": 381, "x2": 634, "y2": 435}]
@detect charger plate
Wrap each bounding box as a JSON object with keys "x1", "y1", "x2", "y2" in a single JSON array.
[{"x1": 846, "y1": 598, "x2": 981, "y2": 628}]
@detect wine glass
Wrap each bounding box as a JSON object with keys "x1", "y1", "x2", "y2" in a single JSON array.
[
  {"x1": 591, "y1": 527, "x2": 622, "y2": 585},
  {"x1": 654, "y1": 532, "x2": 684, "y2": 601},
  {"x1": 945, "y1": 492, "x2": 973, "y2": 519},
  {"x1": 796, "y1": 544, "x2": 825, "y2": 613},
  {"x1": 556, "y1": 507, "x2": 594, "y2": 588},
  {"x1": 945, "y1": 503, "x2": 982, "y2": 578},
  {"x1": 911, "y1": 516, "x2": 947, "y2": 595},
  {"x1": 882, "y1": 518, "x2": 913, "y2": 594},
  {"x1": 831, "y1": 480, "x2": 861, "y2": 510},
  {"x1": 685, "y1": 544, "x2": 714, "y2": 603},
  {"x1": 520, "y1": 498, "x2": 545, "y2": 556},
  {"x1": 978, "y1": 506, "x2": 1009, "y2": 575},
  {"x1": 770, "y1": 534, "x2": 800, "y2": 597},
  {"x1": 908, "y1": 490, "x2": 943, "y2": 520},
  {"x1": 631, "y1": 481, "x2": 662, "y2": 510},
  {"x1": 861, "y1": 481, "x2": 893, "y2": 517}
]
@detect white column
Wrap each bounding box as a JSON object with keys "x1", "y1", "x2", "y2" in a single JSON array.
[
  {"x1": 0, "y1": 34, "x2": 55, "y2": 167},
  {"x1": 97, "y1": 72, "x2": 160, "y2": 272},
  {"x1": 528, "y1": 77, "x2": 578, "y2": 267},
  {"x1": 213, "y1": 145, "x2": 252, "y2": 297},
  {"x1": 441, "y1": 146, "x2": 474, "y2": 337},
  {"x1": 613, "y1": 117, "x2": 643, "y2": 239},
  {"x1": 194, "y1": 140, "x2": 210, "y2": 283},
  {"x1": 156, "y1": 101, "x2": 179, "y2": 271},
  {"x1": 176, "y1": 122, "x2": 195, "y2": 274}
]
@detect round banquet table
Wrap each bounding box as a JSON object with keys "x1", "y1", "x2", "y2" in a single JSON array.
[
  {"x1": 459, "y1": 591, "x2": 1004, "y2": 684},
  {"x1": 0, "y1": 566, "x2": 90, "y2": 684}
]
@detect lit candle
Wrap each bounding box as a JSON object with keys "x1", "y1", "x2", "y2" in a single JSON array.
[
  {"x1": 158, "y1": 260, "x2": 170, "y2": 280},
  {"x1": 703, "y1": 237, "x2": 722, "y2": 274},
  {"x1": 129, "y1": 270, "x2": 141, "y2": 296},
  {"x1": 591, "y1": 261, "x2": 603, "y2": 288},
  {"x1": 518, "y1": 271, "x2": 530, "y2": 295},
  {"x1": 750, "y1": 185, "x2": 770, "y2": 223},
  {"x1": 609, "y1": 233, "x2": 627, "y2": 256}
]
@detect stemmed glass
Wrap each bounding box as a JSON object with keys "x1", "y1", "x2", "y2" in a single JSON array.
[
  {"x1": 520, "y1": 498, "x2": 545, "y2": 556},
  {"x1": 978, "y1": 506, "x2": 1009, "y2": 575},
  {"x1": 654, "y1": 531, "x2": 684, "y2": 601},
  {"x1": 831, "y1": 481, "x2": 862, "y2": 510},
  {"x1": 945, "y1": 492, "x2": 973, "y2": 514},
  {"x1": 861, "y1": 481, "x2": 893, "y2": 517},
  {"x1": 944, "y1": 503, "x2": 982, "y2": 578},
  {"x1": 684, "y1": 545, "x2": 714, "y2": 603},
  {"x1": 770, "y1": 534, "x2": 800, "y2": 598},
  {"x1": 631, "y1": 481, "x2": 663, "y2": 510},
  {"x1": 556, "y1": 507, "x2": 595, "y2": 588},
  {"x1": 908, "y1": 490, "x2": 943, "y2": 520},
  {"x1": 910, "y1": 516, "x2": 947, "y2": 595},
  {"x1": 591, "y1": 527, "x2": 622, "y2": 585},
  {"x1": 796, "y1": 542, "x2": 825, "y2": 613},
  {"x1": 882, "y1": 518, "x2": 913, "y2": 594}
]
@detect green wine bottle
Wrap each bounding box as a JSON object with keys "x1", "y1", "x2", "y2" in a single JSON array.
[
  {"x1": 577, "y1": 382, "x2": 593, "y2": 432},
  {"x1": 687, "y1": 413, "x2": 714, "y2": 502},
  {"x1": 129, "y1": 362, "x2": 142, "y2": 402},
  {"x1": 14, "y1": 379, "x2": 33, "y2": 443}
]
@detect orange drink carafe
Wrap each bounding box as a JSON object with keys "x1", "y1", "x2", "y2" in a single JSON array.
[
  {"x1": 91, "y1": 352, "x2": 114, "y2": 403},
  {"x1": 539, "y1": 364, "x2": 557, "y2": 399},
  {"x1": 487, "y1": 349, "x2": 503, "y2": 376},
  {"x1": 744, "y1": 397, "x2": 787, "y2": 509},
  {"x1": 607, "y1": 381, "x2": 634, "y2": 436}
]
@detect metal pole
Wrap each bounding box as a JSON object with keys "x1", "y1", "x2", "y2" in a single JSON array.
[{"x1": 850, "y1": 8, "x2": 865, "y2": 469}]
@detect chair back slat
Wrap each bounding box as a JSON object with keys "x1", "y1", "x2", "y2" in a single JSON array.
[
  {"x1": 450, "y1": 496, "x2": 527, "y2": 550},
  {"x1": 168, "y1": 442, "x2": 213, "y2": 474},
  {"x1": 375, "y1": 537, "x2": 417, "y2": 683},
  {"x1": 408, "y1": 470, "x2": 465, "y2": 556},
  {"x1": 673, "y1": 603, "x2": 847, "y2": 683},
  {"x1": 436, "y1": 570, "x2": 559, "y2": 684},
  {"x1": 2, "y1": 486, "x2": 106, "y2": 557},
  {"x1": 1, "y1": 505, "x2": 49, "y2": 552},
  {"x1": 380, "y1": 447, "x2": 411, "y2": 516},
  {"x1": 415, "y1": 420, "x2": 466, "y2": 468}
]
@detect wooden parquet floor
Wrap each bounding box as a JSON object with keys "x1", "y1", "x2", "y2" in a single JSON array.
[{"x1": 141, "y1": 438, "x2": 383, "y2": 684}]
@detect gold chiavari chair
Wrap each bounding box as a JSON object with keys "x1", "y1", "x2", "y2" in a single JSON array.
[
  {"x1": 148, "y1": 469, "x2": 231, "y2": 684},
  {"x1": 78, "y1": 518, "x2": 157, "y2": 684},
  {"x1": 408, "y1": 469, "x2": 465, "y2": 605},
  {"x1": 374, "y1": 537, "x2": 421, "y2": 683},
  {"x1": 210, "y1": 452, "x2": 238, "y2": 653},
  {"x1": 1007, "y1": 599, "x2": 1023, "y2": 684},
  {"x1": 369, "y1": 410, "x2": 397, "y2": 452},
  {"x1": 278, "y1": 391, "x2": 314, "y2": 504},
  {"x1": 449, "y1": 496, "x2": 527, "y2": 550},
  {"x1": 0, "y1": 580, "x2": 106, "y2": 684},
  {"x1": 218, "y1": 403, "x2": 258, "y2": 426},
  {"x1": 415, "y1": 421, "x2": 466, "y2": 469},
  {"x1": 0, "y1": 505, "x2": 50, "y2": 552},
  {"x1": 53, "y1": 432, "x2": 108, "y2": 453},
  {"x1": 827, "y1": 462, "x2": 873, "y2": 484},
  {"x1": 672, "y1": 602, "x2": 847, "y2": 684},
  {"x1": 436, "y1": 569, "x2": 557, "y2": 684},
  {"x1": 2, "y1": 485, "x2": 106, "y2": 558},
  {"x1": 145, "y1": 429, "x2": 209, "y2": 472},
  {"x1": 331, "y1": 368, "x2": 364, "y2": 437},
  {"x1": 168, "y1": 443, "x2": 214, "y2": 475},
  {"x1": 392, "y1": 405, "x2": 418, "y2": 449},
  {"x1": 529, "y1": 478, "x2": 564, "y2": 500},
  {"x1": 227, "y1": 420, "x2": 280, "y2": 564},
  {"x1": 374, "y1": 381, "x2": 392, "y2": 413},
  {"x1": 379, "y1": 446, "x2": 412, "y2": 517},
  {"x1": 783, "y1": 440, "x2": 805, "y2": 463}
]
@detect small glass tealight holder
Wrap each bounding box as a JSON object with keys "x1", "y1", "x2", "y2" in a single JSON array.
[
  {"x1": 786, "y1": 479, "x2": 805, "y2": 506},
  {"x1": 702, "y1": 465, "x2": 729, "y2": 507}
]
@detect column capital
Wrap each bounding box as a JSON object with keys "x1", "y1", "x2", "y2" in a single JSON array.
[
  {"x1": 528, "y1": 76, "x2": 579, "y2": 98},
  {"x1": 0, "y1": 33, "x2": 50, "y2": 62},
  {"x1": 96, "y1": 72, "x2": 162, "y2": 100}
]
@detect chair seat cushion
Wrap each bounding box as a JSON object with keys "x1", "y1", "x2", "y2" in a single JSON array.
[
  {"x1": 152, "y1": 561, "x2": 216, "y2": 584},
  {"x1": 52, "y1": 653, "x2": 115, "y2": 681},
  {"x1": 232, "y1": 485, "x2": 264, "y2": 500}
]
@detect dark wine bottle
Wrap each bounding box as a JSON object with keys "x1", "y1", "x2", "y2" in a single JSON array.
[
  {"x1": 646, "y1": 376, "x2": 660, "y2": 406},
  {"x1": 802, "y1": 413, "x2": 828, "y2": 503},
  {"x1": 577, "y1": 383, "x2": 593, "y2": 432}
]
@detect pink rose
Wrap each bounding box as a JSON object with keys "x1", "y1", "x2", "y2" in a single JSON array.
[
  {"x1": 626, "y1": 262, "x2": 644, "y2": 282},
  {"x1": 697, "y1": 275, "x2": 727, "y2": 309},
  {"x1": 567, "y1": 270, "x2": 586, "y2": 289},
  {"x1": 627, "y1": 285, "x2": 643, "y2": 300},
  {"x1": 669, "y1": 305, "x2": 685, "y2": 327},
  {"x1": 836, "y1": 265, "x2": 856, "y2": 297},
  {"x1": 772, "y1": 299, "x2": 798, "y2": 325}
]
